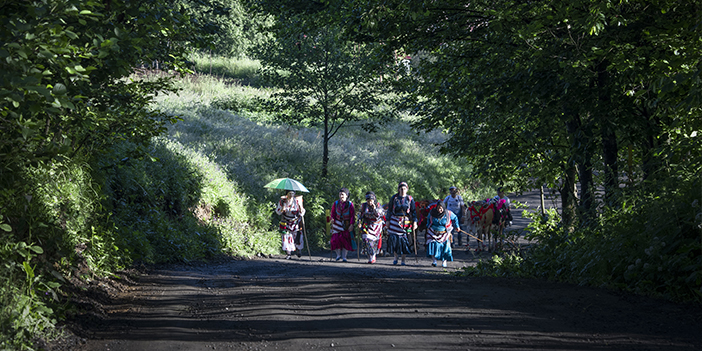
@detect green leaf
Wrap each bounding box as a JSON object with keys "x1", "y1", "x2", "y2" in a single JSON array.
[
  {"x1": 65, "y1": 30, "x2": 79, "y2": 39},
  {"x1": 25, "y1": 86, "x2": 53, "y2": 101},
  {"x1": 38, "y1": 50, "x2": 55, "y2": 58},
  {"x1": 0, "y1": 223, "x2": 11, "y2": 232},
  {"x1": 53, "y1": 83, "x2": 67, "y2": 95}
]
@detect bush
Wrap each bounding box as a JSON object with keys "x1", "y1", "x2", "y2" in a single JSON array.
[
  {"x1": 97, "y1": 138, "x2": 279, "y2": 263},
  {"x1": 0, "y1": 157, "x2": 109, "y2": 350},
  {"x1": 463, "y1": 179, "x2": 702, "y2": 303}
]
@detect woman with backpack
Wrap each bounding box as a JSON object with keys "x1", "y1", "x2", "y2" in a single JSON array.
[
  {"x1": 386, "y1": 181, "x2": 417, "y2": 266},
  {"x1": 425, "y1": 200, "x2": 460, "y2": 267}
]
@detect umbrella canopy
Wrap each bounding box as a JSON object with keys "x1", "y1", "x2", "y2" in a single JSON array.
[{"x1": 263, "y1": 178, "x2": 310, "y2": 193}]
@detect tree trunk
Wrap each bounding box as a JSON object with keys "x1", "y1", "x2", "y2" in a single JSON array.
[
  {"x1": 565, "y1": 110, "x2": 595, "y2": 225},
  {"x1": 597, "y1": 62, "x2": 619, "y2": 205},
  {"x1": 602, "y1": 127, "x2": 619, "y2": 205},
  {"x1": 322, "y1": 112, "x2": 329, "y2": 179},
  {"x1": 560, "y1": 164, "x2": 578, "y2": 233},
  {"x1": 579, "y1": 156, "x2": 594, "y2": 223},
  {"x1": 641, "y1": 110, "x2": 662, "y2": 183}
]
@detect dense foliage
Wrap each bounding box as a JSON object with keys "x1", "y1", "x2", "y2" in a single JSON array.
[{"x1": 466, "y1": 177, "x2": 701, "y2": 302}]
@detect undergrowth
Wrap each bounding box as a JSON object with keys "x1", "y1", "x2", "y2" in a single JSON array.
[
  {"x1": 96, "y1": 138, "x2": 279, "y2": 264},
  {"x1": 460, "y1": 179, "x2": 702, "y2": 303}
]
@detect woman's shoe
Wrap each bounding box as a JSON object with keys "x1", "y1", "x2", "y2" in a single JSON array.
[
  {"x1": 336, "y1": 256, "x2": 342, "y2": 261},
  {"x1": 432, "y1": 261, "x2": 437, "y2": 267},
  {"x1": 370, "y1": 257, "x2": 376, "y2": 264},
  {"x1": 296, "y1": 250, "x2": 301, "y2": 258},
  {"x1": 393, "y1": 259, "x2": 398, "y2": 265},
  {"x1": 342, "y1": 258, "x2": 348, "y2": 262},
  {"x1": 286, "y1": 255, "x2": 292, "y2": 260},
  {"x1": 442, "y1": 260, "x2": 447, "y2": 268}
]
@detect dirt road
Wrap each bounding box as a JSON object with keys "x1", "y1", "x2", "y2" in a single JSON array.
[
  {"x1": 55, "y1": 190, "x2": 701, "y2": 351},
  {"x1": 61, "y1": 249, "x2": 702, "y2": 351}
]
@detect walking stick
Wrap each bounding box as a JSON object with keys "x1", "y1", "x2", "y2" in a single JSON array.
[
  {"x1": 356, "y1": 231, "x2": 360, "y2": 261},
  {"x1": 458, "y1": 229, "x2": 484, "y2": 243},
  {"x1": 326, "y1": 209, "x2": 333, "y2": 261},
  {"x1": 301, "y1": 215, "x2": 312, "y2": 261},
  {"x1": 412, "y1": 223, "x2": 418, "y2": 263}
]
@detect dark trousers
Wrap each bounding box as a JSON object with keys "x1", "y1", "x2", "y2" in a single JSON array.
[{"x1": 453, "y1": 212, "x2": 464, "y2": 245}]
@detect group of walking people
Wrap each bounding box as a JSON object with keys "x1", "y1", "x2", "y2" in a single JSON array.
[{"x1": 276, "y1": 181, "x2": 466, "y2": 268}]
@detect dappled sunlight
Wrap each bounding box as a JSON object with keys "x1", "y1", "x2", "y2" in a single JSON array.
[{"x1": 78, "y1": 259, "x2": 701, "y2": 350}]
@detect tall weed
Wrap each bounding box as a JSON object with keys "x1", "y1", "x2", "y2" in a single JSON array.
[{"x1": 97, "y1": 138, "x2": 278, "y2": 263}]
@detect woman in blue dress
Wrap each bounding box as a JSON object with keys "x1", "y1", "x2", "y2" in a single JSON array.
[{"x1": 425, "y1": 201, "x2": 460, "y2": 267}]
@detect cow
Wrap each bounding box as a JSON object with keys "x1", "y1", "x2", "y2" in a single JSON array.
[
  {"x1": 469, "y1": 198, "x2": 516, "y2": 252},
  {"x1": 467, "y1": 200, "x2": 492, "y2": 251},
  {"x1": 491, "y1": 198, "x2": 512, "y2": 250}
]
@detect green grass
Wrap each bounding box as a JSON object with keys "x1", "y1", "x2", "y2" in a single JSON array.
[{"x1": 189, "y1": 52, "x2": 262, "y2": 84}]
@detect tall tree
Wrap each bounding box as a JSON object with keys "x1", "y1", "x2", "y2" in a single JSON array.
[{"x1": 254, "y1": 22, "x2": 388, "y2": 178}]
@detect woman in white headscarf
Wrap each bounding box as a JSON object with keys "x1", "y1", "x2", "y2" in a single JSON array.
[
  {"x1": 276, "y1": 190, "x2": 305, "y2": 259},
  {"x1": 330, "y1": 187, "x2": 355, "y2": 262}
]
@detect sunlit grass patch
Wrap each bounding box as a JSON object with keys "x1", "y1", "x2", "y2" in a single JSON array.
[{"x1": 189, "y1": 52, "x2": 261, "y2": 83}]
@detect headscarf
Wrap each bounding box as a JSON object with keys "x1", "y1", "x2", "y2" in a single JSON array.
[
  {"x1": 430, "y1": 201, "x2": 446, "y2": 218},
  {"x1": 339, "y1": 187, "x2": 350, "y2": 198},
  {"x1": 398, "y1": 181, "x2": 408, "y2": 190},
  {"x1": 365, "y1": 191, "x2": 376, "y2": 201}
]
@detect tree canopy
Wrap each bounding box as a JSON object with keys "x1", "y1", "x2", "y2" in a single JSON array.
[{"x1": 253, "y1": 20, "x2": 390, "y2": 178}]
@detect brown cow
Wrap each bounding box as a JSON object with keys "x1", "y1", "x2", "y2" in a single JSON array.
[{"x1": 468, "y1": 200, "x2": 497, "y2": 251}]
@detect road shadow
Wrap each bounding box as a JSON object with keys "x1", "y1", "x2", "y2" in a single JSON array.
[{"x1": 70, "y1": 258, "x2": 702, "y2": 351}]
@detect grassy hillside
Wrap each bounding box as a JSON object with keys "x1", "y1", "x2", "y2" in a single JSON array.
[{"x1": 154, "y1": 73, "x2": 494, "y2": 247}]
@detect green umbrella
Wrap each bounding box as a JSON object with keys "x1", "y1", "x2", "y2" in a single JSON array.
[{"x1": 263, "y1": 178, "x2": 310, "y2": 193}]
